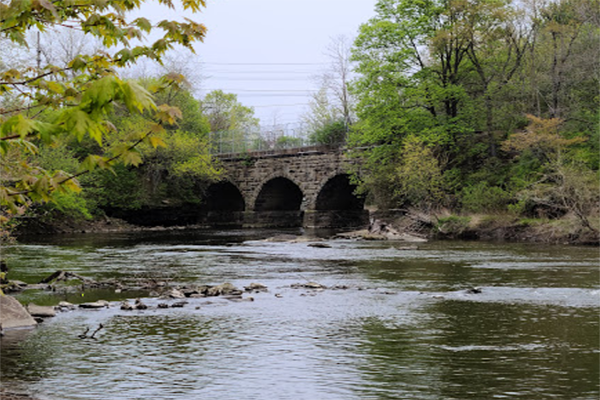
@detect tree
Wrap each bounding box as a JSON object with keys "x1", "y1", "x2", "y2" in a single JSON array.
[
  {"x1": 322, "y1": 35, "x2": 356, "y2": 128},
  {"x1": 460, "y1": 0, "x2": 533, "y2": 156},
  {"x1": 348, "y1": 0, "x2": 477, "y2": 206},
  {"x1": 301, "y1": 87, "x2": 340, "y2": 135},
  {"x1": 502, "y1": 115, "x2": 598, "y2": 232},
  {"x1": 201, "y1": 90, "x2": 259, "y2": 152},
  {"x1": 0, "y1": 0, "x2": 209, "y2": 224}
]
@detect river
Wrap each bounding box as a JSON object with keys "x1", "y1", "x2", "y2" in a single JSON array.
[{"x1": 1, "y1": 229, "x2": 598, "y2": 400}]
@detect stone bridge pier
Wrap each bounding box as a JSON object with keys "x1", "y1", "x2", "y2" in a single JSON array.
[{"x1": 200, "y1": 146, "x2": 369, "y2": 229}]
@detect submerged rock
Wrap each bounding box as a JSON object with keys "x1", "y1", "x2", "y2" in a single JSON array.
[
  {"x1": 264, "y1": 234, "x2": 298, "y2": 242},
  {"x1": 291, "y1": 282, "x2": 327, "y2": 290},
  {"x1": 395, "y1": 245, "x2": 419, "y2": 250},
  {"x1": 308, "y1": 243, "x2": 332, "y2": 248}
]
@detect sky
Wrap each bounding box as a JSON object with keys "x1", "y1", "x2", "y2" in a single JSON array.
[{"x1": 141, "y1": 0, "x2": 377, "y2": 128}]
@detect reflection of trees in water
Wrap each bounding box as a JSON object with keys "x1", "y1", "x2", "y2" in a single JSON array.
[
  {"x1": 1, "y1": 327, "x2": 60, "y2": 383},
  {"x1": 431, "y1": 301, "x2": 600, "y2": 399},
  {"x1": 349, "y1": 316, "x2": 444, "y2": 399}
]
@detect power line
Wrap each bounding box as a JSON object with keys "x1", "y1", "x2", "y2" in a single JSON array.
[
  {"x1": 202, "y1": 62, "x2": 327, "y2": 66},
  {"x1": 252, "y1": 103, "x2": 310, "y2": 108},
  {"x1": 204, "y1": 77, "x2": 314, "y2": 81},
  {"x1": 201, "y1": 89, "x2": 318, "y2": 92}
]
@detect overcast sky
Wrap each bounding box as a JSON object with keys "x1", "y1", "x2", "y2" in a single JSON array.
[{"x1": 143, "y1": 0, "x2": 377, "y2": 127}]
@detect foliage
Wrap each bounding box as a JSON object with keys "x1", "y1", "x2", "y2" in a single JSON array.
[
  {"x1": 0, "y1": 0, "x2": 210, "y2": 226},
  {"x1": 274, "y1": 136, "x2": 303, "y2": 150},
  {"x1": 460, "y1": 182, "x2": 512, "y2": 213},
  {"x1": 141, "y1": 130, "x2": 220, "y2": 205},
  {"x1": 202, "y1": 90, "x2": 259, "y2": 152},
  {"x1": 394, "y1": 136, "x2": 448, "y2": 211},
  {"x1": 87, "y1": 164, "x2": 143, "y2": 210},
  {"x1": 502, "y1": 114, "x2": 586, "y2": 163},
  {"x1": 347, "y1": 0, "x2": 599, "y2": 229},
  {"x1": 310, "y1": 120, "x2": 347, "y2": 146},
  {"x1": 41, "y1": 190, "x2": 93, "y2": 221},
  {"x1": 436, "y1": 215, "x2": 472, "y2": 237}
]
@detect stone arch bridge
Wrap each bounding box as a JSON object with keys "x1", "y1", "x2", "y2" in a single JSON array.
[{"x1": 201, "y1": 146, "x2": 369, "y2": 229}]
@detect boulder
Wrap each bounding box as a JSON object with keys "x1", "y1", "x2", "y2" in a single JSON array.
[
  {"x1": 0, "y1": 295, "x2": 37, "y2": 330},
  {"x1": 134, "y1": 298, "x2": 147, "y2": 310},
  {"x1": 27, "y1": 304, "x2": 56, "y2": 318},
  {"x1": 162, "y1": 289, "x2": 185, "y2": 299},
  {"x1": 244, "y1": 283, "x2": 268, "y2": 292},
  {"x1": 58, "y1": 301, "x2": 76, "y2": 310},
  {"x1": 206, "y1": 283, "x2": 242, "y2": 297},
  {"x1": 79, "y1": 300, "x2": 109, "y2": 309},
  {"x1": 120, "y1": 301, "x2": 134, "y2": 310}
]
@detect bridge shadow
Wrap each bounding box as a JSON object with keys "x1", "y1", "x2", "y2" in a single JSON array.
[
  {"x1": 305, "y1": 174, "x2": 369, "y2": 229},
  {"x1": 199, "y1": 181, "x2": 245, "y2": 227},
  {"x1": 251, "y1": 177, "x2": 304, "y2": 228}
]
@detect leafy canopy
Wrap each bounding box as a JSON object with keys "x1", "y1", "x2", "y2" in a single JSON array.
[{"x1": 0, "y1": 0, "x2": 209, "y2": 218}]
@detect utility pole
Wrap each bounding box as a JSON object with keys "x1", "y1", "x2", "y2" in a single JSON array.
[{"x1": 36, "y1": 31, "x2": 42, "y2": 71}]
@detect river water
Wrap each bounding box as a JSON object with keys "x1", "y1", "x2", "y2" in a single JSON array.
[{"x1": 1, "y1": 229, "x2": 598, "y2": 400}]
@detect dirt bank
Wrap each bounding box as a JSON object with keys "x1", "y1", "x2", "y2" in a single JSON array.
[{"x1": 372, "y1": 209, "x2": 599, "y2": 246}]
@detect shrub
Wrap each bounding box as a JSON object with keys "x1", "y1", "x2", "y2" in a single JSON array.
[
  {"x1": 460, "y1": 182, "x2": 512, "y2": 213},
  {"x1": 310, "y1": 120, "x2": 347, "y2": 145}
]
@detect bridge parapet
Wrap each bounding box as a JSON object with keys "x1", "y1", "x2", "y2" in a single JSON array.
[{"x1": 216, "y1": 145, "x2": 343, "y2": 161}]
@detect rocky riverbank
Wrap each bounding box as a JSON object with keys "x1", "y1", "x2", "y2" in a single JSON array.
[{"x1": 369, "y1": 209, "x2": 599, "y2": 246}]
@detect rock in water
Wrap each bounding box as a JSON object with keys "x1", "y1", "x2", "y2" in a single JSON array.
[
  {"x1": 120, "y1": 301, "x2": 134, "y2": 311},
  {"x1": 134, "y1": 299, "x2": 148, "y2": 310},
  {"x1": 244, "y1": 283, "x2": 268, "y2": 292},
  {"x1": 308, "y1": 243, "x2": 332, "y2": 248},
  {"x1": 163, "y1": 289, "x2": 185, "y2": 299},
  {"x1": 207, "y1": 283, "x2": 242, "y2": 296},
  {"x1": 27, "y1": 304, "x2": 56, "y2": 318},
  {"x1": 79, "y1": 300, "x2": 109, "y2": 309},
  {"x1": 290, "y1": 282, "x2": 327, "y2": 290},
  {"x1": 58, "y1": 301, "x2": 75, "y2": 310},
  {"x1": 0, "y1": 295, "x2": 37, "y2": 330}
]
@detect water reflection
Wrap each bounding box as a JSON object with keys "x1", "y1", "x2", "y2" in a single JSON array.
[{"x1": 1, "y1": 232, "x2": 598, "y2": 399}]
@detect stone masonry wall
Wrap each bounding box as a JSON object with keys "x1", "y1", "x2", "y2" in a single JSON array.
[{"x1": 220, "y1": 148, "x2": 351, "y2": 211}]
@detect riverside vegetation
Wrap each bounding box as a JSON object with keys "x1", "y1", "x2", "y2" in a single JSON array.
[{"x1": 0, "y1": 0, "x2": 598, "y2": 245}]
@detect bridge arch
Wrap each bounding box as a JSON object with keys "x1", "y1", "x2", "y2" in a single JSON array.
[
  {"x1": 254, "y1": 177, "x2": 303, "y2": 211},
  {"x1": 315, "y1": 174, "x2": 364, "y2": 211},
  {"x1": 198, "y1": 181, "x2": 245, "y2": 227},
  {"x1": 204, "y1": 181, "x2": 245, "y2": 211}
]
